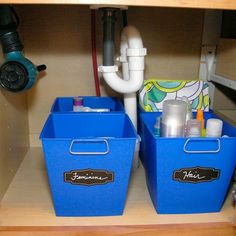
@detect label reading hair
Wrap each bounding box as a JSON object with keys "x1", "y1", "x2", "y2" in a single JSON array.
[{"x1": 173, "y1": 167, "x2": 220, "y2": 183}]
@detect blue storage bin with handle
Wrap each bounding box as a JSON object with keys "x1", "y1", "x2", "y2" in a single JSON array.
[
  {"x1": 140, "y1": 111, "x2": 236, "y2": 214},
  {"x1": 40, "y1": 113, "x2": 137, "y2": 216},
  {"x1": 51, "y1": 96, "x2": 124, "y2": 113}
]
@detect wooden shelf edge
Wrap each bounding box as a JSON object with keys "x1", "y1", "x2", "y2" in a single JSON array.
[
  {"x1": 0, "y1": 0, "x2": 236, "y2": 10},
  {"x1": 0, "y1": 223, "x2": 235, "y2": 235}
]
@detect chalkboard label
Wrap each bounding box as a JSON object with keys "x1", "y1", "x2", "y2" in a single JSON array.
[
  {"x1": 64, "y1": 169, "x2": 114, "y2": 186},
  {"x1": 173, "y1": 167, "x2": 220, "y2": 183}
]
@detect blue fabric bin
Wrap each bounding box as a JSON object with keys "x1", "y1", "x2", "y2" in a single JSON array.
[
  {"x1": 51, "y1": 96, "x2": 124, "y2": 113},
  {"x1": 40, "y1": 113, "x2": 137, "y2": 216},
  {"x1": 140, "y1": 112, "x2": 236, "y2": 214}
]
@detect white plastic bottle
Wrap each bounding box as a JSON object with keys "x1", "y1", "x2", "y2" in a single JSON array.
[{"x1": 206, "y1": 118, "x2": 223, "y2": 138}]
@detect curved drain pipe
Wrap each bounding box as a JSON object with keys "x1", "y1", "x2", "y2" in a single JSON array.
[{"x1": 99, "y1": 25, "x2": 147, "y2": 128}]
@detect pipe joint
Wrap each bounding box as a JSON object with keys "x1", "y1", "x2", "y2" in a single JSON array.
[
  {"x1": 128, "y1": 57, "x2": 145, "y2": 71},
  {"x1": 118, "y1": 55, "x2": 127, "y2": 63},
  {"x1": 126, "y1": 48, "x2": 147, "y2": 57},
  {"x1": 98, "y1": 65, "x2": 118, "y2": 73}
]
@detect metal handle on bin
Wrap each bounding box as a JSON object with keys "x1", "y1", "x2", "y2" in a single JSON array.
[
  {"x1": 183, "y1": 138, "x2": 221, "y2": 154},
  {"x1": 69, "y1": 139, "x2": 110, "y2": 155}
]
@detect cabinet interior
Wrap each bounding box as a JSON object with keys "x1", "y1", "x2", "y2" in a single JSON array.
[{"x1": 0, "y1": 5, "x2": 235, "y2": 226}]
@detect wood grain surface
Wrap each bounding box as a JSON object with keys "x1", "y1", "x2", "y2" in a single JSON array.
[
  {"x1": 0, "y1": 223, "x2": 236, "y2": 236},
  {"x1": 1, "y1": 0, "x2": 236, "y2": 10}
]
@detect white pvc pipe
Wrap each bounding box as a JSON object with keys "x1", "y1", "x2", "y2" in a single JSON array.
[
  {"x1": 122, "y1": 59, "x2": 137, "y2": 129},
  {"x1": 122, "y1": 62, "x2": 129, "y2": 81},
  {"x1": 100, "y1": 26, "x2": 146, "y2": 169},
  {"x1": 124, "y1": 92, "x2": 139, "y2": 170},
  {"x1": 100, "y1": 25, "x2": 146, "y2": 128},
  {"x1": 121, "y1": 26, "x2": 143, "y2": 49},
  {"x1": 124, "y1": 93, "x2": 137, "y2": 128},
  {"x1": 102, "y1": 70, "x2": 143, "y2": 94},
  {"x1": 122, "y1": 56, "x2": 139, "y2": 169},
  {"x1": 122, "y1": 58, "x2": 139, "y2": 170}
]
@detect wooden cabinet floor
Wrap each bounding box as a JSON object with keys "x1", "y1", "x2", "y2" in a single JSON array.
[{"x1": 0, "y1": 149, "x2": 235, "y2": 235}]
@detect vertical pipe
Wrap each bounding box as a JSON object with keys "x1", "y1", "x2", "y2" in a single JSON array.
[
  {"x1": 102, "y1": 8, "x2": 116, "y2": 66},
  {"x1": 122, "y1": 10, "x2": 128, "y2": 27}
]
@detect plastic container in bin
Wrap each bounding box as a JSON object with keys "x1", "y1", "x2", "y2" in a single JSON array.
[
  {"x1": 40, "y1": 113, "x2": 137, "y2": 216},
  {"x1": 51, "y1": 96, "x2": 124, "y2": 113},
  {"x1": 140, "y1": 112, "x2": 236, "y2": 214}
]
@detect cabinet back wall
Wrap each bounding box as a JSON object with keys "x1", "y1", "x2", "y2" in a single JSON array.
[{"x1": 17, "y1": 5, "x2": 203, "y2": 146}]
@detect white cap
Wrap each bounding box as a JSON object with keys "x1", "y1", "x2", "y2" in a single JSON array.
[{"x1": 206, "y1": 118, "x2": 223, "y2": 138}]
